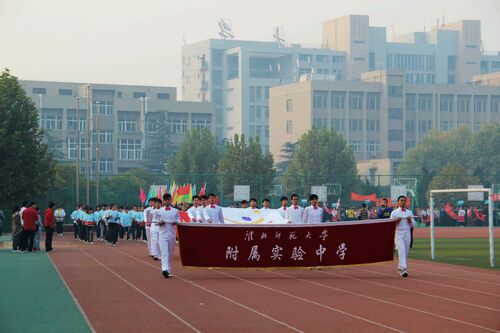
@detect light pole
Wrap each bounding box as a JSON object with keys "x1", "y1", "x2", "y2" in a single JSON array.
[
  {"x1": 95, "y1": 101, "x2": 100, "y2": 205},
  {"x1": 86, "y1": 85, "x2": 91, "y2": 205},
  {"x1": 76, "y1": 96, "x2": 80, "y2": 206}
]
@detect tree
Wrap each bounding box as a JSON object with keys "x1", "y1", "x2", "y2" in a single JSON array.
[
  {"x1": 276, "y1": 141, "x2": 297, "y2": 174},
  {"x1": 427, "y1": 164, "x2": 480, "y2": 206},
  {"x1": 217, "y1": 134, "x2": 275, "y2": 202},
  {"x1": 167, "y1": 128, "x2": 221, "y2": 186},
  {"x1": 144, "y1": 119, "x2": 172, "y2": 171},
  {"x1": 281, "y1": 129, "x2": 358, "y2": 202},
  {"x1": 467, "y1": 123, "x2": 500, "y2": 185},
  {"x1": 0, "y1": 69, "x2": 56, "y2": 203}
]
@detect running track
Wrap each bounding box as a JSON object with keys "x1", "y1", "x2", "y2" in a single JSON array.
[{"x1": 49, "y1": 235, "x2": 500, "y2": 333}]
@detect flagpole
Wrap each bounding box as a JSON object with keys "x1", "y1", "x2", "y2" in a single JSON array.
[{"x1": 75, "y1": 96, "x2": 80, "y2": 206}]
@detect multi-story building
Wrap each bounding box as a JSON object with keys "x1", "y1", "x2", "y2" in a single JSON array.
[
  {"x1": 182, "y1": 15, "x2": 500, "y2": 149},
  {"x1": 21, "y1": 80, "x2": 214, "y2": 174},
  {"x1": 269, "y1": 71, "x2": 500, "y2": 174}
]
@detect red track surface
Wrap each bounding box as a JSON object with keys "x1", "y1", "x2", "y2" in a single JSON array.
[
  {"x1": 414, "y1": 227, "x2": 500, "y2": 239},
  {"x1": 49, "y1": 235, "x2": 500, "y2": 333}
]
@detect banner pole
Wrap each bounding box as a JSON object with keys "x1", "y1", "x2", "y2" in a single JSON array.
[
  {"x1": 430, "y1": 193, "x2": 435, "y2": 260},
  {"x1": 488, "y1": 188, "x2": 495, "y2": 268}
]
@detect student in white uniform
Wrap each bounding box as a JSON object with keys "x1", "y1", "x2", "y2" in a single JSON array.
[
  {"x1": 277, "y1": 196, "x2": 289, "y2": 221},
  {"x1": 303, "y1": 194, "x2": 323, "y2": 223},
  {"x1": 286, "y1": 194, "x2": 304, "y2": 224},
  {"x1": 196, "y1": 195, "x2": 208, "y2": 223},
  {"x1": 261, "y1": 198, "x2": 271, "y2": 209},
  {"x1": 187, "y1": 195, "x2": 201, "y2": 222},
  {"x1": 149, "y1": 198, "x2": 162, "y2": 261},
  {"x1": 143, "y1": 198, "x2": 155, "y2": 257},
  {"x1": 390, "y1": 195, "x2": 415, "y2": 278},
  {"x1": 249, "y1": 198, "x2": 258, "y2": 210},
  {"x1": 156, "y1": 194, "x2": 180, "y2": 278},
  {"x1": 203, "y1": 193, "x2": 224, "y2": 224}
]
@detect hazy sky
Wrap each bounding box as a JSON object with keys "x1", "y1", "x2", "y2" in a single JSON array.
[{"x1": 1, "y1": 0, "x2": 499, "y2": 89}]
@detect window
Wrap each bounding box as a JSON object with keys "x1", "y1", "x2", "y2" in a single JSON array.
[
  {"x1": 367, "y1": 93, "x2": 380, "y2": 111},
  {"x1": 349, "y1": 119, "x2": 362, "y2": 131},
  {"x1": 93, "y1": 102, "x2": 113, "y2": 115},
  {"x1": 388, "y1": 151, "x2": 403, "y2": 158},
  {"x1": 285, "y1": 121, "x2": 293, "y2": 134},
  {"x1": 419, "y1": 120, "x2": 432, "y2": 133},
  {"x1": 32, "y1": 88, "x2": 46, "y2": 94},
  {"x1": 41, "y1": 114, "x2": 62, "y2": 130},
  {"x1": 440, "y1": 95, "x2": 454, "y2": 112},
  {"x1": 405, "y1": 94, "x2": 416, "y2": 112},
  {"x1": 366, "y1": 119, "x2": 380, "y2": 132},
  {"x1": 366, "y1": 141, "x2": 379, "y2": 155},
  {"x1": 157, "y1": 93, "x2": 170, "y2": 100},
  {"x1": 388, "y1": 129, "x2": 403, "y2": 141},
  {"x1": 406, "y1": 141, "x2": 416, "y2": 149},
  {"x1": 313, "y1": 91, "x2": 328, "y2": 109},
  {"x1": 167, "y1": 119, "x2": 188, "y2": 133},
  {"x1": 256, "y1": 106, "x2": 262, "y2": 120},
  {"x1": 98, "y1": 159, "x2": 113, "y2": 173},
  {"x1": 67, "y1": 138, "x2": 88, "y2": 159},
  {"x1": 146, "y1": 119, "x2": 159, "y2": 133},
  {"x1": 313, "y1": 118, "x2": 327, "y2": 129},
  {"x1": 316, "y1": 55, "x2": 328, "y2": 62},
  {"x1": 133, "y1": 92, "x2": 146, "y2": 98},
  {"x1": 440, "y1": 121, "x2": 450, "y2": 132},
  {"x1": 191, "y1": 119, "x2": 211, "y2": 131},
  {"x1": 332, "y1": 119, "x2": 344, "y2": 131},
  {"x1": 405, "y1": 120, "x2": 415, "y2": 132},
  {"x1": 388, "y1": 108, "x2": 403, "y2": 120},
  {"x1": 331, "y1": 92, "x2": 345, "y2": 110},
  {"x1": 447, "y1": 56, "x2": 456, "y2": 71},
  {"x1": 58, "y1": 89, "x2": 72, "y2": 96},
  {"x1": 67, "y1": 116, "x2": 87, "y2": 131},
  {"x1": 491, "y1": 96, "x2": 500, "y2": 113},
  {"x1": 349, "y1": 92, "x2": 363, "y2": 110},
  {"x1": 369, "y1": 52, "x2": 375, "y2": 71},
  {"x1": 255, "y1": 87, "x2": 262, "y2": 100},
  {"x1": 93, "y1": 130, "x2": 113, "y2": 143},
  {"x1": 119, "y1": 118, "x2": 138, "y2": 132},
  {"x1": 349, "y1": 140, "x2": 363, "y2": 152},
  {"x1": 388, "y1": 86, "x2": 402, "y2": 97},
  {"x1": 119, "y1": 139, "x2": 142, "y2": 160},
  {"x1": 418, "y1": 94, "x2": 432, "y2": 112},
  {"x1": 117, "y1": 91, "x2": 122, "y2": 98},
  {"x1": 264, "y1": 87, "x2": 269, "y2": 100},
  {"x1": 249, "y1": 86, "x2": 255, "y2": 102},
  {"x1": 474, "y1": 96, "x2": 487, "y2": 112},
  {"x1": 286, "y1": 99, "x2": 293, "y2": 112},
  {"x1": 473, "y1": 121, "x2": 482, "y2": 132},
  {"x1": 264, "y1": 106, "x2": 269, "y2": 120},
  {"x1": 457, "y1": 95, "x2": 470, "y2": 112}
]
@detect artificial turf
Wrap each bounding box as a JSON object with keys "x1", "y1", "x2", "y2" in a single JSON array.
[{"x1": 409, "y1": 238, "x2": 500, "y2": 270}]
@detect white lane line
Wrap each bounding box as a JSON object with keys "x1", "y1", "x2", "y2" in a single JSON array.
[
  {"x1": 268, "y1": 270, "x2": 499, "y2": 332},
  {"x1": 78, "y1": 249, "x2": 202, "y2": 333},
  {"x1": 409, "y1": 259, "x2": 500, "y2": 278},
  {"x1": 315, "y1": 268, "x2": 500, "y2": 312},
  {"x1": 403, "y1": 265, "x2": 500, "y2": 287},
  {"x1": 408, "y1": 261, "x2": 500, "y2": 283},
  {"x1": 114, "y1": 248, "x2": 304, "y2": 333},
  {"x1": 47, "y1": 254, "x2": 97, "y2": 333},
  {"x1": 214, "y1": 270, "x2": 405, "y2": 333},
  {"x1": 349, "y1": 266, "x2": 500, "y2": 297}
]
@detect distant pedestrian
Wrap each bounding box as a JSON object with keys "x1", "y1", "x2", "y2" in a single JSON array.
[
  {"x1": 44, "y1": 202, "x2": 55, "y2": 252},
  {"x1": 54, "y1": 205, "x2": 66, "y2": 236},
  {"x1": 21, "y1": 202, "x2": 39, "y2": 252},
  {"x1": 358, "y1": 203, "x2": 369, "y2": 220},
  {"x1": 0, "y1": 209, "x2": 4, "y2": 236},
  {"x1": 11, "y1": 206, "x2": 22, "y2": 252},
  {"x1": 377, "y1": 198, "x2": 393, "y2": 219},
  {"x1": 33, "y1": 207, "x2": 43, "y2": 251}
]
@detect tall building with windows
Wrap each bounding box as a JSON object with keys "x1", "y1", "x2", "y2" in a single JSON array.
[
  {"x1": 21, "y1": 80, "x2": 214, "y2": 174},
  {"x1": 182, "y1": 15, "x2": 500, "y2": 148},
  {"x1": 269, "y1": 71, "x2": 500, "y2": 174}
]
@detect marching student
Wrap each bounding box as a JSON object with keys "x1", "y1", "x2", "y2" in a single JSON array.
[
  {"x1": 84, "y1": 207, "x2": 96, "y2": 244},
  {"x1": 286, "y1": 194, "x2": 304, "y2": 224},
  {"x1": 107, "y1": 204, "x2": 120, "y2": 246},
  {"x1": 196, "y1": 195, "x2": 208, "y2": 223},
  {"x1": 240, "y1": 200, "x2": 248, "y2": 209},
  {"x1": 54, "y1": 205, "x2": 66, "y2": 236},
  {"x1": 390, "y1": 195, "x2": 415, "y2": 278},
  {"x1": 303, "y1": 194, "x2": 323, "y2": 223},
  {"x1": 149, "y1": 198, "x2": 162, "y2": 260},
  {"x1": 129, "y1": 205, "x2": 138, "y2": 240},
  {"x1": 187, "y1": 195, "x2": 201, "y2": 222},
  {"x1": 135, "y1": 206, "x2": 146, "y2": 242},
  {"x1": 249, "y1": 198, "x2": 258, "y2": 209},
  {"x1": 204, "y1": 193, "x2": 224, "y2": 224},
  {"x1": 44, "y1": 202, "x2": 55, "y2": 252},
  {"x1": 261, "y1": 198, "x2": 271, "y2": 209},
  {"x1": 144, "y1": 198, "x2": 155, "y2": 256},
  {"x1": 119, "y1": 206, "x2": 132, "y2": 240},
  {"x1": 277, "y1": 196, "x2": 289, "y2": 221},
  {"x1": 156, "y1": 194, "x2": 180, "y2": 278},
  {"x1": 71, "y1": 205, "x2": 81, "y2": 240},
  {"x1": 78, "y1": 206, "x2": 87, "y2": 242}
]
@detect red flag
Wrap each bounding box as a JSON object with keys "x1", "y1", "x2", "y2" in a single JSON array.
[
  {"x1": 444, "y1": 202, "x2": 458, "y2": 219},
  {"x1": 350, "y1": 192, "x2": 377, "y2": 202},
  {"x1": 198, "y1": 183, "x2": 207, "y2": 196},
  {"x1": 215, "y1": 195, "x2": 220, "y2": 205},
  {"x1": 139, "y1": 187, "x2": 146, "y2": 204},
  {"x1": 474, "y1": 207, "x2": 486, "y2": 222}
]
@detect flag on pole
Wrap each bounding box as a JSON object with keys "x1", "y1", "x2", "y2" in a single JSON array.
[
  {"x1": 139, "y1": 187, "x2": 146, "y2": 204},
  {"x1": 198, "y1": 183, "x2": 207, "y2": 196},
  {"x1": 336, "y1": 198, "x2": 341, "y2": 209}
]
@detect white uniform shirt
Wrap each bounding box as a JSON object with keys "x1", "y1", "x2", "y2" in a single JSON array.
[
  {"x1": 187, "y1": 205, "x2": 201, "y2": 222},
  {"x1": 303, "y1": 205, "x2": 323, "y2": 224},
  {"x1": 155, "y1": 206, "x2": 180, "y2": 238},
  {"x1": 286, "y1": 205, "x2": 304, "y2": 224},
  {"x1": 144, "y1": 207, "x2": 154, "y2": 228},
  {"x1": 54, "y1": 208, "x2": 66, "y2": 222},
  {"x1": 20, "y1": 207, "x2": 26, "y2": 226},
  {"x1": 390, "y1": 207, "x2": 415, "y2": 231},
  {"x1": 277, "y1": 206, "x2": 288, "y2": 220},
  {"x1": 204, "y1": 204, "x2": 224, "y2": 224},
  {"x1": 196, "y1": 206, "x2": 207, "y2": 223},
  {"x1": 150, "y1": 208, "x2": 160, "y2": 232}
]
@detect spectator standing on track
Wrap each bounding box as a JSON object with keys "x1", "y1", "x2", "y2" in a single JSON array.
[
  {"x1": 458, "y1": 207, "x2": 466, "y2": 226},
  {"x1": 33, "y1": 207, "x2": 43, "y2": 252},
  {"x1": 107, "y1": 204, "x2": 120, "y2": 246},
  {"x1": 54, "y1": 205, "x2": 66, "y2": 236},
  {"x1": 71, "y1": 205, "x2": 80, "y2": 239},
  {"x1": 377, "y1": 198, "x2": 393, "y2": 219},
  {"x1": 44, "y1": 202, "x2": 55, "y2": 252},
  {"x1": 84, "y1": 207, "x2": 96, "y2": 244},
  {"x1": 11, "y1": 206, "x2": 22, "y2": 252},
  {"x1": 390, "y1": 196, "x2": 415, "y2": 278},
  {"x1": 21, "y1": 202, "x2": 39, "y2": 252},
  {"x1": 358, "y1": 203, "x2": 369, "y2": 220},
  {"x1": 119, "y1": 206, "x2": 132, "y2": 240}
]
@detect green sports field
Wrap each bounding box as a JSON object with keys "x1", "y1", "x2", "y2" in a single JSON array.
[
  {"x1": 409, "y1": 238, "x2": 500, "y2": 270},
  {"x1": 0, "y1": 250, "x2": 92, "y2": 333}
]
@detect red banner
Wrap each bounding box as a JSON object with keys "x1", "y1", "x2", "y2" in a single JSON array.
[
  {"x1": 177, "y1": 220, "x2": 396, "y2": 268},
  {"x1": 350, "y1": 192, "x2": 377, "y2": 202},
  {"x1": 444, "y1": 202, "x2": 458, "y2": 219},
  {"x1": 493, "y1": 194, "x2": 500, "y2": 202}
]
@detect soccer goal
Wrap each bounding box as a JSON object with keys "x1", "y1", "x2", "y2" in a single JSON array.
[{"x1": 429, "y1": 188, "x2": 495, "y2": 268}]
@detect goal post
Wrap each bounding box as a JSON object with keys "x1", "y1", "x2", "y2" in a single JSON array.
[{"x1": 429, "y1": 188, "x2": 495, "y2": 268}]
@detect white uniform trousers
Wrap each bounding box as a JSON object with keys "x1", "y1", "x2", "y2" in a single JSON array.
[
  {"x1": 396, "y1": 229, "x2": 411, "y2": 270},
  {"x1": 145, "y1": 226, "x2": 152, "y2": 255},
  {"x1": 150, "y1": 227, "x2": 160, "y2": 257},
  {"x1": 159, "y1": 229, "x2": 175, "y2": 272}
]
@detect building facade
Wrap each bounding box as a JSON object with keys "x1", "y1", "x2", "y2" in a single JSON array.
[
  {"x1": 21, "y1": 80, "x2": 214, "y2": 174},
  {"x1": 269, "y1": 71, "x2": 500, "y2": 174},
  {"x1": 182, "y1": 15, "x2": 500, "y2": 149}
]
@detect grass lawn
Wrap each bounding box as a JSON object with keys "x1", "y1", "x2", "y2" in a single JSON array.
[{"x1": 409, "y1": 238, "x2": 500, "y2": 270}]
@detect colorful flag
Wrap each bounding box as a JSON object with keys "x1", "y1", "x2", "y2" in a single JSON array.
[
  {"x1": 175, "y1": 184, "x2": 191, "y2": 204},
  {"x1": 198, "y1": 183, "x2": 207, "y2": 196},
  {"x1": 139, "y1": 187, "x2": 146, "y2": 204}
]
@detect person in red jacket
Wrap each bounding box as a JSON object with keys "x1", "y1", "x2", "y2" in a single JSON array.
[
  {"x1": 21, "y1": 202, "x2": 39, "y2": 252},
  {"x1": 44, "y1": 202, "x2": 56, "y2": 252}
]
